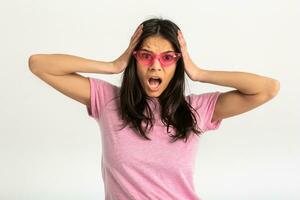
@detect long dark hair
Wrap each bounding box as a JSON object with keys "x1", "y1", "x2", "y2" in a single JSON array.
[{"x1": 116, "y1": 17, "x2": 204, "y2": 143}]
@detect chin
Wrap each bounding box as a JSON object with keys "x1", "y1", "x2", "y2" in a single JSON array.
[
  {"x1": 145, "y1": 83, "x2": 166, "y2": 97},
  {"x1": 146, "y1": 93, "x2": 161, "y2": 98},
  {"x1": 145, "y1": 88, "x2": 162, "y2": 96}
]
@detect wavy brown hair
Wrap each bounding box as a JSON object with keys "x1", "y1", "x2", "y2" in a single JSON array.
[{"x1": 115, "y1": 17, "x2": 204, "y2": 143}]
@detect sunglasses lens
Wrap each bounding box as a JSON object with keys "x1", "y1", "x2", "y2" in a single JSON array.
[
  {"x1": 137, "y1": 51, "x2": 152, "y2": 65},
  {"x1": 161, "y1": 53, "x2": 177, "y2": 66},
  {"x1": 134, "y1": 50, "x2": 180, "y2": 67}
]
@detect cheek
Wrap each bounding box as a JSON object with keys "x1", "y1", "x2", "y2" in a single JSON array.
[{"x1": 165, "y1": 67, "x2": 177, "y2": 81}]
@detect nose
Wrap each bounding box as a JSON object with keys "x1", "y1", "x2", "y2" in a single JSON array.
[{"x1": 148, "y1": 57, "x2": 162, "y2": 71}]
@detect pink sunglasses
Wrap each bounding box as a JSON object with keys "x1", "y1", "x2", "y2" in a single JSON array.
[{"x1": 132, "y1": 49, "x2": 181, "y2": 67}]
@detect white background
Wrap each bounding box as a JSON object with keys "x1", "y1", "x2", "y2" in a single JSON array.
[{"x1": 0, "y1": 0, "x2": 299, "y2": 199}]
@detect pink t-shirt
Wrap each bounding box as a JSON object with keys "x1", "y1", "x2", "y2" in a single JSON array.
[{"x1": 86, "y1": 77, "x2": 222, "y2": 200}]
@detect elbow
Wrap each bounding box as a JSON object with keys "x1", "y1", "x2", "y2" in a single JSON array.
[
  {"x1": 267, "y1": 79, "x2": 280, "y2": 98},
  {"x1": 28, "y1": 54, "x2": 42, "y2": 74}
]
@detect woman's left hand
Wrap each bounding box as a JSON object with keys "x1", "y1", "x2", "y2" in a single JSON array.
[{"x1": 177, "y1": 30, "x2": 202, "y2": 81}]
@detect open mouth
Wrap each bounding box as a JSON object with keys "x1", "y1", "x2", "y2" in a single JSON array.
[{"x1": 147, "y1": 77, "x2": 162, "y2": 91}]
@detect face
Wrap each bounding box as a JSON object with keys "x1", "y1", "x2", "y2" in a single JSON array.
[{"x1": 135, "y1": 36, "x2": 178, "y2": 98}]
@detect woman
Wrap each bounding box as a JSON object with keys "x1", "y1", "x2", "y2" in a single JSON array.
[{"x1": 29, "y1": 17, "x2": 280, "y2": 200}]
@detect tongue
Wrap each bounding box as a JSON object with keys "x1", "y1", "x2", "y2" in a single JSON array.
[{"x1": 149, "y1": 78, "x2": 160, "y2": 89}]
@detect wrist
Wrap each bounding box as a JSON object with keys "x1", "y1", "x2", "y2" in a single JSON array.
[
  {"x1": 110, "y1": 61, "x2": 121, "y2": 74},
  {"x1": 195, "y1": 69, "x2": 209, "y2": 82}
]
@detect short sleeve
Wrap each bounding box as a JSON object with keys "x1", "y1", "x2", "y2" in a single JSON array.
[
  {"x1": 86, "y1": 77, "x2": 118, "y2": 120},
  {"x1": 188, "y1": 91, "x2": 223, "y2": 132}
]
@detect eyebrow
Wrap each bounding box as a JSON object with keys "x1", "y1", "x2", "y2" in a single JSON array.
[{"x1": 140, "y1": 48, "x2": 175, "y2": 53}]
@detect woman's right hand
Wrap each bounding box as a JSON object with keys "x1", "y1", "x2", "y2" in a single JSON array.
[{"x1": 111, "y1": 24, "x2": 143, "y2": 74}]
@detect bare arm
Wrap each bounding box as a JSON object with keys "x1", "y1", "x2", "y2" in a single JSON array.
[
  {"x1": 28, "y1": 54, "x2": 119, "y2": 106},
  {"x1": 28, "y1": 54, "x2": 118, "y2": 75},
  {"x1": 177, "y1": 29, "x2": 280, "y2": 123},
  {"x1": 28, "y1": 24, "x2": 143, "y2": 107},
  {"x1": 28, "y1": 24, "x2": 144, "y2": 75},
  {"x1": 196, "y1": 69, "x2": 280, "y2": 122}
]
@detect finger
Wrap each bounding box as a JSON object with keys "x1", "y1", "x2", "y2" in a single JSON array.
[
  {"x1": 131, "y1": 25, "x2": 143, "y2": 40},
  {"x1": 135, "y1": 24, "x2": 143, "y2": 32},
  {"x1": 130, "y1": 33, "x2": 142, "y2": 49},
  {"x1": 178, "y1": 36, "x2": 185, "y2": 48},
  {"x1": 130, "y1": 30, "x2": 142, "y2": 44},
  {"x1": 130, "y1": 27, "x2": 143, "y2": 44},
  {"x1": 128, "y1": 31, "x2": 143, "y2": 51},
  {"x1": 179, "y1": 31, "x2": 186, "y2": 42},
  {"x1": 128, "y1": 25, "x2": 143, "y2": 51},
  {"x1": 178, "y1": 31, "x2": 186, "y2": 48},
  {"x1": 133, "y1": 26, "x2": 143, "y2": 39},
  {"x1": 177, "y1": 30, "x2": 184, "y2": 42},
  {"x1": 129, "y1": 37, "x2": 142, "y2": 51},
  {"x1": 178, "y1": 30, "x2": 183, "y2": 37},
  {"x1": 178, "y1": 30, "x2": 184, "y2": 40}
]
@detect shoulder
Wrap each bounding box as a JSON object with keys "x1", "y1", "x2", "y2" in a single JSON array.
[
  {"x1": 88, "y1": 77, "x2": 120, "y2": 95},
  {"x1": 186, "y1": 91, "x2": 222, "y2": 109},
  {"x1": 88, "y1": 77, "x2": 119, "y2": 89}
]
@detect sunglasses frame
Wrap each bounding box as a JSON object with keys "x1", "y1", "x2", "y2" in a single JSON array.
[{"x1": 132, "y1": 49, "x2": 182, "y2": 67}]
